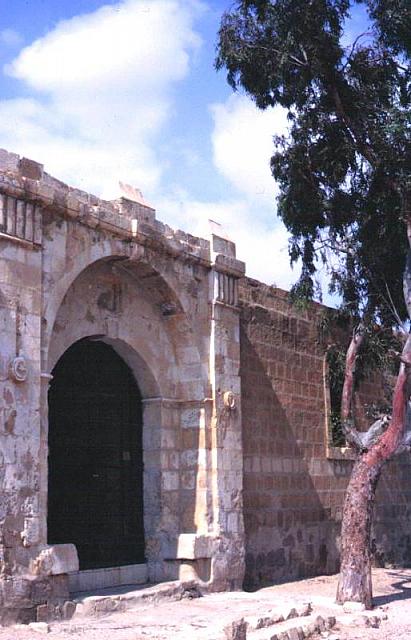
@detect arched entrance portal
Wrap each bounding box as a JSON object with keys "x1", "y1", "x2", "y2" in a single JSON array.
[{"x1": 48, "y1": 338, "x2": 145, "y2": 570}]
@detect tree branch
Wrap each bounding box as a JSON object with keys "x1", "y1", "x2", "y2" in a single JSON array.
[
  {"x1": 358, "y1": 415, "x2": 390, "y2": 449},
  {"x1": 240, "y1": 41, "x2": 308, "y2": 67},
  {"x1": 384, "y1": 279, "x2": 407, "y2": 332},
  {"x1": 404, "y1": 213, "x2": 411, "y2": 313},
  {"x1": 363, "y1": 333, "x2": 411, "y2": 467},
  {"x1": 329, "y1": 83, "x2": 379, "y2": 168},
  {"x1": 340, "y1": 325, "x2": 365, "y2": 450},
  {"x1": 342, "y1": 31, "x2": 373, "y2": 71}
]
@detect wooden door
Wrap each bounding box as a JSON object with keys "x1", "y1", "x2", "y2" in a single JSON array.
[{"x1": 48, "y1": 339, "x2": 144, "y2": 569}]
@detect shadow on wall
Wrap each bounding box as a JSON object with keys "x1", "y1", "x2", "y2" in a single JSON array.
[
  {"x1": 373, "y1": 455, "x2": 411, "y2": 568},
  {"x1": 240, "y1": 326, "x2": 339, "y2": 591}
]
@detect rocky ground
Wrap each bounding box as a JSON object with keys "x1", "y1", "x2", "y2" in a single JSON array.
[{"x1": 2, "y1": 568, "x2": 411, "y2": 639}]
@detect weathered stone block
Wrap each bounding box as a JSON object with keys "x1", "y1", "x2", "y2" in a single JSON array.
[
  {"x1": 32, "y1": 544, "x2": 79, "y2": 576},
  {"x1": 19, "y1": 158, "x2": 43, "y2": 181},
  {"x1": 173, "y1": 534, "x2": 213, "y2": 560}
]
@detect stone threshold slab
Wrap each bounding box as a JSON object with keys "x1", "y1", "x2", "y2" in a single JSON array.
[
  {"x1": 69, "y1": 563, "x2": 148, "y2": 593},
  {"x1": 72, "y1": 579, "x2": 201, "y2": 618}
]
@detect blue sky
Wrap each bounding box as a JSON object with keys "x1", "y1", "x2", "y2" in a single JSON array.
[{"x1": 0, "y1": 0, "x2": 368, "y2": 289}]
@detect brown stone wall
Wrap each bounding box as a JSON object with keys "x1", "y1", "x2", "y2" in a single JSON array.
[{"x1": 239, "y1": 278, "x2": 411, "y2": 590}]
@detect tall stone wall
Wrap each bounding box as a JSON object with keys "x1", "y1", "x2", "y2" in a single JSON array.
[{"x1": 239, "y1": 278, "x2": 411, "y2": 590}]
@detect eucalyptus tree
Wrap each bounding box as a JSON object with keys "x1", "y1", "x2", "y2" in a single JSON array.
[{"x1": 216, "y1": 0, "x2": 411, "y2": 608}]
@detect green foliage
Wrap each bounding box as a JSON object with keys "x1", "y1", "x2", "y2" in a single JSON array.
[
  {"x1": 216, "y1": 0, "x2": 411, "y2": 328},
  {"x1": 326, "y1": 345, "x2": 347, "y2": 445},
  {"x1": 355, "y1": 326, "x2": 403, "y2": 379},
  {"x1": 325, "y1": 325, "x2": 402, "y2": 444}
]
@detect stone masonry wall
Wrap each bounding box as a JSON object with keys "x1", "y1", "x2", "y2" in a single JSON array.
[
  {"x1": 2, "y1": 146, "x2": 411, "y2": 622},
  {"x1": 239, "y1": 278, "x2": 411, "y2": 590},
  {"x1": 0, "y1": 149, "x2": 246, "y2": 622}
]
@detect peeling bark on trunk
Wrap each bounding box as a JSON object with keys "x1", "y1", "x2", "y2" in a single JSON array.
[
  {"x1": 341, "y1": 329, "x2": 364, "y2": 425},
  {"x1": 336, "y1": 458, "x2": 381, "y2": 609},
  {"x1": 336, "y1": 351, "x2": 411, "y2": 607}
]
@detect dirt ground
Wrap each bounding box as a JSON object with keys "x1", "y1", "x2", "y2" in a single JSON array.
[{"x1": 2, "y1": 568, "x2": 411, "y2": 639}]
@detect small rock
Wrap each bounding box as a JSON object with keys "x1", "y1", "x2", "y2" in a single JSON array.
[
  {"x1": 287, "y1": 607, "x2": 299, "y2": 619},
  {"x1": 28, "y1": 622, "x2": 50, "y2": 634},
  {"x1": 245, "y1": 614, "x2": 274, "y2": 630},
  {"x1": 62, "y1": 600, "x2": 76, "y2": 620},
  {"x1": 315, "y1": 616, "x2": 326, "y2": 631},
  {"x1": 36, "y1": 604, "x2": 49, "y2": 622},
  {"x1": 307, "y1": 621, "x2": 319, "y2": 635},
  {"x1": 181, "y1": 586, "x2": 201, "y2": 599},
  {"x1": 365, "y1": 616, "x2": 380, "y2": 628},
  {"x1": 273, "y1": 614, "x2": 285, "y2": 624},
  {"x1": 224, "y1": 618, "x2": 247, "y2": 640},
  {"x1": 297, "y1": 602, "x2": 312, "y2": 617},
  {"x1": 326, "y1": 616, "x2": 336, "y2": 629}
]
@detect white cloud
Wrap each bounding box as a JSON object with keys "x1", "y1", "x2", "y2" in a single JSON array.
[
  {"x1": 6, "y1": 1, "x2": 200, "y2": 92},
  {"x1": 154, "y1": 93, "x2": 296, "y2": 288},
  {"x1": 170, "y1": 92, "x2": 297, "y2": 288},
  {"x1": 210, "y1": 94, "x2": 288, "y2": 206},
  {"x1": 0, "y1": 0, "x2": 202, "y2": 195}
]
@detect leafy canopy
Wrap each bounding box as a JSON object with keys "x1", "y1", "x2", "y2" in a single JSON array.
[{"x1": 216, "y1": 0, "x2": 411, "y2": 327}]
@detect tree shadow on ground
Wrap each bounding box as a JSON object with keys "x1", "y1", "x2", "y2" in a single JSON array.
[{"x1": 373, "y1": 570, "x2": 411, "y2": 606}]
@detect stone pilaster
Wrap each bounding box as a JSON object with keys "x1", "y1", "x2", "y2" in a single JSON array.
[
  {"x1": 207, "y1": 231, "x2": 246, "y2": 590},
  {"x1": 0, "y1": 159, "x2": 77, "y2": 624}
]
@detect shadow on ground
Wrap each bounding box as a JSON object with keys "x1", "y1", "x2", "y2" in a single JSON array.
[{"x1": 373, "y1": 570, "x2": 411, "y2": 606}]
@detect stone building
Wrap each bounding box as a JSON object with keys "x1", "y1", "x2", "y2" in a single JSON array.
[{"x1": 0, "y1": 148, "x2": 411, "y2": 623}]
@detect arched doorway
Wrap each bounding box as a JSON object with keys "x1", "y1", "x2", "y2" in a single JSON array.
[{"x1": 47, "y1": 338, "x2": 145, "y2": 570}]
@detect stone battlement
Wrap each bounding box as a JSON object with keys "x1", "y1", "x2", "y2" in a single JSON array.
[{"x1": 0, "y1": 149, "x2": 245, "y2": 274}]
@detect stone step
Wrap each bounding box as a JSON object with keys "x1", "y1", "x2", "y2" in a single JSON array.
[
  {"x1": 72, "y1": 579, "x2": 201, "y2": 618},
  {"x1": 68, "y1": 563, "x2": 148, "y2": 593}
]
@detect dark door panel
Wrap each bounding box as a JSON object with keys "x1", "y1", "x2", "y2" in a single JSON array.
[{"x1": 48, "y1": 339, "x2": 144, "y2": 570}]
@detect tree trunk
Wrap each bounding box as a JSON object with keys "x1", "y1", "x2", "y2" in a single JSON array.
[
  {"x1": 336, "y1": 352, "x2": 411, "y2": 607},
  {"x1": 336, "y1": 457, "x2": 381, "y2": 609}
]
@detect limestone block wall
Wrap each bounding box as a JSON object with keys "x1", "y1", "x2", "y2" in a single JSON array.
[
  {"x1": 239, "y1": 278, "x2": 411, "y2": 590},
  {"x1": 0, "y1": 148, "x2": 246, "y2": 622}
]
